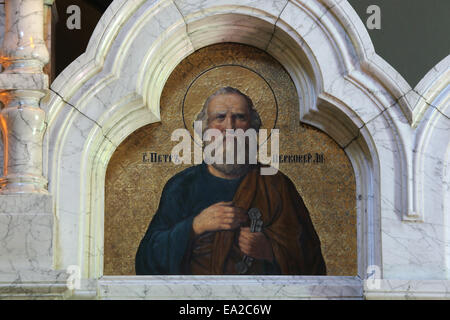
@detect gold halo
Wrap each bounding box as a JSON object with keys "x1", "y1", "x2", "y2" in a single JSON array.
[{"x1": 182, "y1": 64, "x2": 278, "y2": 142}]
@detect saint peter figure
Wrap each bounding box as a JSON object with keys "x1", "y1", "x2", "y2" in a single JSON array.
[{"x1": 135, "y1": 87, "x2": 326, "y2": 275}]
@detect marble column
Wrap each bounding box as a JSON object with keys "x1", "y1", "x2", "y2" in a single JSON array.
[
  {"x1": 0, "y1": 0, "x2": 49, "y2": 194},
  {"x1": 0, "y1": 0, "x2": 58, "y2": 283}
]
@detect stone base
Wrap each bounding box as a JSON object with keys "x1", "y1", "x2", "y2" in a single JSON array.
[{"x1": 0, "y1": 194, "x2": 53, "y2": 274}]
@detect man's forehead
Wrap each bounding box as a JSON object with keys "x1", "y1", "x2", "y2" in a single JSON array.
[
  {"x1": 207, "y1": 93, "x2": 250, "y2": 113},
  {"x1": 208, "y1": 106, "x2": 248, "y2": 114}
]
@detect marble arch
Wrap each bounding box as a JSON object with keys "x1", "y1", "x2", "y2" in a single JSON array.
[{"x1": 37, "y1": 0, "x2": 449, "y2": 298}]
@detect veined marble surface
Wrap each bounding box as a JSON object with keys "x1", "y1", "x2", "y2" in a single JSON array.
[
  {"x1": 0, "y1": 0, "x2": 48, "y2": 72},
  {"x1": 365, "y1": 280, "x2": 450, "y2": 300},
  {"x1": 98, "y1": 276, "x2": 363, "y2": 300},
  {"x1": 0, "y1": 0, "x2": 448, "y2": 299},
  {"x1": 0, "y1": 194, "x2": 53, "y2": 275},
  {"x1": 0, "y1": 73, "x2": 48, "y2": 90},
  {"x1": 41, "y1": 0, "x2": 450, "y2": 283}
]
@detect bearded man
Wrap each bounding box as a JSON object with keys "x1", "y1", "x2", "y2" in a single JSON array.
[{"x1": 135, "y1": 87, "x2": 326, "y2": 275}]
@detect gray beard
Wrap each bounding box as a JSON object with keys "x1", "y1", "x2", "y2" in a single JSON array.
[
  {"x1": 210, "y1": 162, "x2": 251, "y2": 178},
  {"x1": 204, "y1": 135, "x2": 253, "y2": 178}
]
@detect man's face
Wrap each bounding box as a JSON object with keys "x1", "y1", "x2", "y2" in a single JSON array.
[
  {"x1": 206, "y1": 93, "x2": 251, "y2": 132},
  {"x1": 204, "y1": 93, "x2": 253, "y2": 177}
]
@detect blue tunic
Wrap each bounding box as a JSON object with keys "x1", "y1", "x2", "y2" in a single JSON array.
[{"x1": 135, "y1": 163, "x2": 244, "y2": 275}]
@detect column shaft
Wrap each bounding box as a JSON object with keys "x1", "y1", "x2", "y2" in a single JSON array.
[{"x1": 0, "y1": 0, "x2": 49, "y2": 194}]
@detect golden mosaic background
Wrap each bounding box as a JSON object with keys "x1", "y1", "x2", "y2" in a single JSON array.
[{"x1": 104, "y1": 43, "x2": 357, "y2": 276}]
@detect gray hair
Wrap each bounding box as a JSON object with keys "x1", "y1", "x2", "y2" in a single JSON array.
[{"x1": 194, "y1": 87, "x2": 262, "y2": 134}]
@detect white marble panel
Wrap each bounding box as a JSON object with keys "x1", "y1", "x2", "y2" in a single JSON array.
[
  {"x1": 0, "y1": 194, "x2": 53, "y2": 275},
  {"x1": 0, "y1": 211, "x2": 53, "y2": 272},
  {"x1": 381, "y1": 217, "x2": 447, "y2": 279},
  {"x1": 370, "y1": 104, "x2": 448, "y2": 279},
  {"x1": 365, "y1": 279, "x2": 450, "y2": 299},
  {"x1": 415, "y1": 108, "x2": 450, "y2": 224},
  {"x1": 357, "y1": 106, "x2": 433, "y2": 278}
]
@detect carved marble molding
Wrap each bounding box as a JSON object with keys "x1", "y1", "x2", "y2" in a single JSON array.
[{"x1": 40, "y1": 0, "x2": 449, "y2": 298}]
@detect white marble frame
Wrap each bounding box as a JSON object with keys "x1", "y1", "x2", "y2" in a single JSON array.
[{"x1": 41, "y1": 0, "x2": 449, "y2": 299}]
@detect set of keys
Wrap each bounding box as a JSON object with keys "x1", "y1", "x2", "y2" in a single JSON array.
[{"x1": 235, "y1": 207, "x2": 263, "y2": 274}]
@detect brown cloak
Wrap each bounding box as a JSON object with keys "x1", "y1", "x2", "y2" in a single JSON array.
[{"x1": 190, "y1": 166, "x2": 326, "y2": 275}]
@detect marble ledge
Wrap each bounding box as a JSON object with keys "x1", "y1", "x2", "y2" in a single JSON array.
[
  {"x1": 97, "y1": 276, "x2": 363, "y2": 300},
  {"x1": 3, "y1": 277, "x2": 450, "y2": 299}
]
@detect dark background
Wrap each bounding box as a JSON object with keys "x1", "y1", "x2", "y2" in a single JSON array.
[{"x1": 54, "y1": 0, "x2": 450, "y2": 88}]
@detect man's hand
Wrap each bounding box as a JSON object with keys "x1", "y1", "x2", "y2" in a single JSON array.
[
  {"x1": 192, "y1": 201, "x2": 248, "y2": 236},
  {"x1": 238, "y1": 227, "x2": 274, "y2": 261}
]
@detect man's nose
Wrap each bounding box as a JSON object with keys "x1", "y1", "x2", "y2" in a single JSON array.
[{"x1": 223, "y1": 115, "x2": 235, "y2": 130}]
